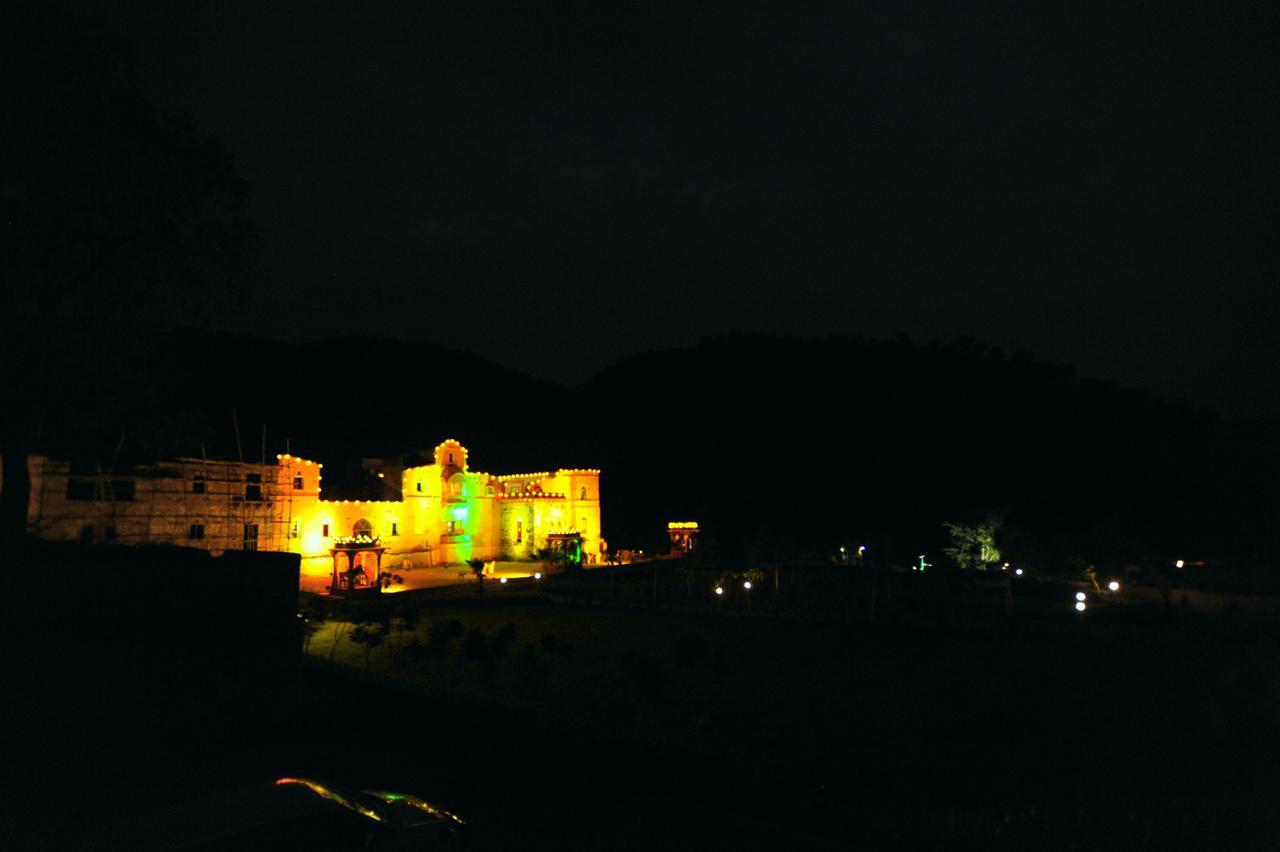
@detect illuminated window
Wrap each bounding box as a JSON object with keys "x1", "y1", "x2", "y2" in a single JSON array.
[
  {"x1": 189, "y1": 524, "x2": 205, "y2": 540},
  {"x1": 192, "y1": 475, "x2": 205, "y2": 494},
  {"x1": 243, "y1": 524, "x2": 259, "y2": 551}
]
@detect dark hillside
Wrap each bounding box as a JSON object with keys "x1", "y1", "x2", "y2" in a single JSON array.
[
  {"x1": 580, "y1": 334, "x2": 1278, "y2": 563},
  {"x1": 24, "y1": 326, "x2": 1278, "y2": 565}
]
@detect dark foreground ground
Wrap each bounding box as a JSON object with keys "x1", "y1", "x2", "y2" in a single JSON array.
[{"x1": 7, "y1": 559, "x2": 1280, "y2": 849}]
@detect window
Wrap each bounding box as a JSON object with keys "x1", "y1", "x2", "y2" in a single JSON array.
[
  {"x1": 79, "y1": 526, "x2": 94, "y2": 545},
  {"x1": 189, "y1": 524, "x2": 205, "y2": 540},
  {"x1": 322, "y1": 523, "x2": 330, "y2": 537},
  {"x1": 112, "y1": 480, "x2": 135, "y2": 501},
  {"x1": 580, "y1": 486, "x2": 587, "y2": 500},
  {"x1": 446, "y1": 520, "x2": 457, "y2": 534},
  {"x1": 243, "y1": 524, "x2": 259, "y2": 551},
  {"x1": 103, "y1": 526, "x2": 116, "y2": 542},
  {"x1": 353, "y1": 519, "x2": 373, "y2": 537},
  {"x1": 448, "y1": 452, "x2": 454, "y2": 464},
  {"x1": 66, "y1": 479, "x2": 97, "y2": 500},
  {"x1": 293, "y1": 474, "x2": 304, "y2": 489},
  {"x1": 515, "y1": 519, "x2": 523, "y2": 544},
  {"x1": 245, "y1": 473, "x2": 262, "y2": 502},
  {"x1": 391, "y1": 522, "x2": 399, "y2": 536},
  {"x1": 415, "y1": 481, "x2": 422, "y2": 492},
  {"x1": 192, "y1": 475, "x2": 205, "y2": 494},
  {"x1": 486, "y1": 486, "x2": 495, "y2": 497},
  {"x1": 289, "y1": 519, "x2": 300, "y2": 539}
]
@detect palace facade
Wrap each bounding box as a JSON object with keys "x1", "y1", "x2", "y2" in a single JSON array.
[{"x1": 10, "y1": 439, "x2": 602, "y2": 579}]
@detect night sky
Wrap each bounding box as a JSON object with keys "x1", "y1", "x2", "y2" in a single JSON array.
[{"x1": 63, "y1": 2, "x2": 1279, "y2": 417}]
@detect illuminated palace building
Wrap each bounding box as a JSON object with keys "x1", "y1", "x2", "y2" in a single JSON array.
[{"x1": 12, "y1": 439, "x2": 603, "y2": 575}]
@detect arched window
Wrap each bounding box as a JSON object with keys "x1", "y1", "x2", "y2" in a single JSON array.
[
  {"x1": 447, "y1": 472, "x2": 465, "y2": 498},
  {"x1": 353, "y1": 519, "x2": 373, "y2": 537},
  {"x1": 580, "y1": 486, "x2": 587, "y2": 500}
]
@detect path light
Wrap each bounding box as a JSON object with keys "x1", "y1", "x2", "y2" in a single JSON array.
[
  {"x1": 1175, "y1": 559, "x2": 1185, "y2": 568},
  {"x1": 1108, "y1": 580, "x2": 1120, "y2": 592},
  {"x1": 534, "y1": 572, "x2": 542, "y2": 580},
  {"x1": 1015, "y1": 568, "x2": 1024, "y2": 576},
  {"x1": 715, "y1": 586, "x2": 724, "y2": 596},
  {"x1": 743, "y1": 580, "x2": 753, "y2": 590},
  {"x1": 1075, "y1": 592, "x2": 1086, "y2": 601},
  {"x1": 499, "y1": 577, "x2": 508, "y2": 584},
  {"x1": 1075, "y1": 601, "x2": 1087, "y2": 612}
]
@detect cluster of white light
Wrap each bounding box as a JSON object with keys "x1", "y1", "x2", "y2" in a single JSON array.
[
  {"x1": 334, "y1": 534, "x2": 380, "y2": 546},
  {"x1": 496, "y1": 492, "x2": 567, "y2": 499}
]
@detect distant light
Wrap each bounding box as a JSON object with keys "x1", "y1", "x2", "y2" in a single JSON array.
[
  {"x1": 1175, "y1": 559, "x2": 1185, "y2": 568},
  {"x1": 743, "y1": 580, "x2": 752, "y2": 590},
  {"x1": 499, "y1": 577, "x2": 508, "y2": 584},
  {"x1": 534, "y1": 572, "x2": 542, "y2": 580},
  {"x1": 840, "y1": 546, "x2": 846, "y2": 553},
  {"x1": 1108, "y1": 581, "x2": 1120, "y2": 591},
  {"x1": 1015, "y1": 568, "x2": 1024, "y2": 576},
  {"x1": 1002, "y1": 562, "x2": 1009, "y2": 570},
  {"x1": 1075, "y1": 601, "x2": 1087, "y2": 612},
  {"x1": 715, "y1": 586, "x2": 724, "y2": 596},
  {"x1": 858, "y1": 545, "x2": 866, "y2": 555},
  {"x1": 1075, "y1": 592, "x2": 1086, "y2": 601}
]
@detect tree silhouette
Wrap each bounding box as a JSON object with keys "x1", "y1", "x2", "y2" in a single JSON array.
[{"x1": 0, "y1": 8, "x2": 254, "y2": 541}]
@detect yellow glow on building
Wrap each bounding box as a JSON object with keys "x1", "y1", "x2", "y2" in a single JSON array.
[{"x1": 18, "y1": 439, "x2": 603, "y2": 570}]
